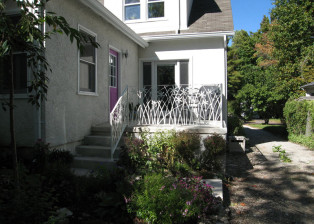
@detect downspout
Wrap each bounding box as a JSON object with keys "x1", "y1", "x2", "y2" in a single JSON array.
[
  {"x1": 224, "y1": 35, "x2": 228, "y2": 128},
  {"x1": 177, "y1": 0, "x2": 181, "y2": 34}
]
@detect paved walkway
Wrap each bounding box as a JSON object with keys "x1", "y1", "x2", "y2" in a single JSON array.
[{"x1": 226, "y1": 125, "x2": 314, "y2": 224}]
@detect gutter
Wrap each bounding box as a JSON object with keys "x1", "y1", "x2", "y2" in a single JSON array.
[
  {"x1": 142, "y1": 31, "x2": 235, "y2": 42},
  {"x1": 78, "y1": 0, "x2": 148, "y2": 48}
]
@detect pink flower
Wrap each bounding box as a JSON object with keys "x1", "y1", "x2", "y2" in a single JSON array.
[{"x1": 159, "y1": 185, "x2": 165, "y2": 191}]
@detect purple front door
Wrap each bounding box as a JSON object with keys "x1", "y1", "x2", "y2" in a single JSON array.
[{"x1": 109, "y1": 49, "x2": 119, "y2": 112}]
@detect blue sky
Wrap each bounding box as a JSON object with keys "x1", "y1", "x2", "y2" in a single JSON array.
[{"x1": 231, "y1": 0, "x2": 274, "y2": 33}]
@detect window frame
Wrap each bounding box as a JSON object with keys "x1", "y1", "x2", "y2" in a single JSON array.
[
  {"x1": 124, "y1": 0, "x2": 141, "y2": 21},
  {"x1": 77, "y1": 25, "x2": 98, "y2": 96},
  {"x1": 147, "y1": 0, "x2": 165, "y2": 20}
]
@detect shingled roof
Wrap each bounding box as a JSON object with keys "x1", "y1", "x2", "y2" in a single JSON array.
[
  {"x1": 139, "y1": 0, "x2": 233, "y2": 36},
  {"x1": 182, "y1": 0, "x2": 233, "y2": 34}
]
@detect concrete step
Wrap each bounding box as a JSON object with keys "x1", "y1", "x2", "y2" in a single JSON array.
[
  {"x1": 76, "y1": 145, "x2": 111, "y2": 158},
  {"x1": 71, "y1": 168, "x2": 95, "y2": 176},
  {"x1": 91, "y1": 125, "x2": 111, "y2": 136},
  {"x1": 84, "y1": 135, "x2": 111, "y2": 147},
  {"x1": 72, "y1": 156, "x2": 116, "y2": 170}
]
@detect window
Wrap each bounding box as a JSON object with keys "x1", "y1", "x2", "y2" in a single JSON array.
[
  {"x1": 0, "y1": 53, "x2": 28, "y2": 94},
  {"x1": 79, "y1": 28, "x2": 96, "y2": 93},
  {"x1": 148, "y1": 0, "x2": 164, "y2": 19},
  {"x1": 125, "y1": 0, "x2": 140, "y2": 20},
  {"x1": 109, "y1": 54, "x2": 117, "y2": 87}
]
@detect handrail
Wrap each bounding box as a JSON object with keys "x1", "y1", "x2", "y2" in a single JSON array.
[
  {"x1": 110, "y1": 86, "x2": 129, "y2": 160},
  {"x1": 128, "y1": 84, "x2": 223, "y2": 127}
]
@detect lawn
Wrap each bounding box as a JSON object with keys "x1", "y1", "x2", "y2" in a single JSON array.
[{"x1": 246, "y1": 122, "x2": 288, "y2": 140}]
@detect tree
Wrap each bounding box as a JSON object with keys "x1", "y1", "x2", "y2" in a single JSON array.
[
  {"x1": 0, "y1": 0, "x2": 98, "y2": 189},
  {"x1": 227, "y1": 30, "x2": 257, "y2": 100},
  {"x1": 269, "y1": 0, "x2": 313, "y2": 96}
]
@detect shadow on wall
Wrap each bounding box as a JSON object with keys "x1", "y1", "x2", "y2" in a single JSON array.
[{"x1": 188, "y1": 0, "x2": 222, "y2": 26}]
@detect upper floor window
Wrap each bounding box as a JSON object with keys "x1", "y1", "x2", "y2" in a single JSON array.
[
  {"x1": 148, "y1": 0, "x2": 164, "y2": 19},
  {"x1": 125, "y1": 0, "x2": 140, "y2": 20},
  {"x1": 78, "y1": 27, "x2": 97, "y2": 94}
]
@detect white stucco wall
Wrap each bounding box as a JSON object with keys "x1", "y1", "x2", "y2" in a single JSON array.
[
  {"x1": 44, "y1": 0, "x2": 140, "y2": 149},
  {"x1": 104, "y1": 0, "x2": 182, "y2": 34},
  {"x1": 139, "y1": 36, "x2": 228, "y2": 126}
]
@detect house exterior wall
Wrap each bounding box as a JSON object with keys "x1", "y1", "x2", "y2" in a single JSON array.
[
  {"x1": 44, "y1": 0, "x2": 140, "y2": 150},
  {"x1": 138, "y1": 36, "x2": 227, "y2": 126},
  {"x1": 104, "y1": 0, "x2": 193, "y2": 34}
]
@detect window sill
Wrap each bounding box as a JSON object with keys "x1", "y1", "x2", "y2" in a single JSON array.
[
  {"x1": 78, "y1": 91, "x2": 98, "y2": 96},
  {"x1": 125, "y1": 17, "x2": 167, "y2": 24}
]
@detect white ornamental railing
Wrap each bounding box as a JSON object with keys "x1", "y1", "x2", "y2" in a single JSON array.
[
  {"x1": 128, "y1": 84, "x2": 222, "y2": 126},
  {"x1": 110, "y1": 86, "x2": 128, "y2": 160}
]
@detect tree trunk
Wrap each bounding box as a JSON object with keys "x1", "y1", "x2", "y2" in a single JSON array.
[{"x1": 10, "y1": 52, "x2": 20, "y2": 190}]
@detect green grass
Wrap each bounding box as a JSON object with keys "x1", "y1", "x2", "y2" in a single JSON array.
[
  {"x1": 288, "y1": 134, "x2": 314, "y2": 150},
  {"x1": 247, "y1": 123, "x2": 288, "y2": 139}
]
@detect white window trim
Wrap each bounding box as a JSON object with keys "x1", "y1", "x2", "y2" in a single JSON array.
[
  {"x1": 77, "y1": 25, "x2": 98, "y2": 96},
  {"x1": 139, "y1": 57, "x2": 193, "y2": 90},
  {"x1": 147, "y1": 0, "x2": 165, "y2": 21},
  {"x1": 124, "y1": 0, "x2": 166, "y2": 23}
]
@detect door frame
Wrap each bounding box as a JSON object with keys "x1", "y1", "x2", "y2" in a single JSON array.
[{"x1": 108, "y1": 46, "x2": 121, "y2": 115}]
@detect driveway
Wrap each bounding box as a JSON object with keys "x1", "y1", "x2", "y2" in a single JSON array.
[{"x1": 225, "y1": 125, "x2": 314, "y2": 224}]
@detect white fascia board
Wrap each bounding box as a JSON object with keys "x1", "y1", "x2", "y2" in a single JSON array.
[
  {"x1": 142, "y1": 31, "x2": 235, "y2": 42},
  {"x1": 78, "y1": 0, "x2": 148, "y2": 48}
]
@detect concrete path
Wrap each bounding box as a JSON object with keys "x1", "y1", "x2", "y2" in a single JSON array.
[
  {"x1": 244, "y1": 125, "x2": 314, "y2": 173},
  {"x1": 226, "y1": 125, "x2": 314, "y2": 224}
]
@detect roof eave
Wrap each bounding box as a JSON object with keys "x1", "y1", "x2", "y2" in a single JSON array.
[
  {"x1": 78, "y1": 0, "x2": 148, "y2": 48},
  {"x1": 142, "y1": 31, "x2": 235, "y2": 42}
]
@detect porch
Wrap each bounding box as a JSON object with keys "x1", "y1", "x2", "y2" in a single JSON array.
[{"x1": 111, "y1": 84, "x2": 226, "y2": 158}]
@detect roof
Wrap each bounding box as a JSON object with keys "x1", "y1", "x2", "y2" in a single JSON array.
[
  {"x1": 182, "y1": 0, "x2": 234, "y2": 34},
  {"x1": 78, "y1": 0, "x2": 148, "y2": 48},
  {"x1": 301, "y1": 82, "x2": 314, "y2": 89},
  {"x1": 140, "y1": 0, "x2": 234, "y2": 39}
]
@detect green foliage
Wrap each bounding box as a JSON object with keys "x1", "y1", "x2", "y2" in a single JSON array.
[
  {"x1": 120, "y1": 130, "x2": 201, "y2": 175},
  {"x1": 200, "y1": 134, "x2": 226, "y2": 171},
  {"x1": 172, "y1": 131, "x2": 201, "y2": 167},
  {"x1": 227, "y1": 114, "x2": 244, "y2": 136},
  {"x1": 128, "y1": 173, "x2": 220, "y2": 224},
  {"x1": 283, "y1": 100, "x2": 314, "y2": 135},
  {"x1": 288, "y1": 134, "x2": 314, "y2": 150},
  {"x1": 272, "y1": 145, "x2": 292, "y2": 163}
]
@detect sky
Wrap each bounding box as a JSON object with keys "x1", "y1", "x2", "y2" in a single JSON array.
[{"x1": 231, "y1": 0, "x2": 274, "y2": 33}]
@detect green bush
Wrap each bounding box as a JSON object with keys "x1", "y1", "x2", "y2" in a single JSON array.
[
  {"x1": 283, "y1": 100, "x2": 314, "y2": 135},
  {"x1": 120, "y1": 130, "x2": 201, "y2": 175},
  {"x1": 172, "y1": 131, "x2": 201, "y2": 168},
  {"x1": 200, "y1": 134, "x2": 226, "y2": 171},
  {"x1": 227, "y1": 114, "x2": 245, "y2": 136},
  {"x1": 128, "y1": 173, "x2": 220, "y2": 224}
]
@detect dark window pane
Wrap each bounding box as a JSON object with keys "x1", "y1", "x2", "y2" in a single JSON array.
[
  {"x1": 0, "y1": 53, "x2": 27, "y2": 94},
  {"x1": 180, "y1": 61, "x2": 189, "y2": 85},
  {"x1": 143, "y1": 62, "x2": 152, "y2": 86},
  {"x1": 125, "y1": 5, "x2": 140, "y2": 20},
  {"x1": 79, "y1": 61, "x2": 95, "y2": 92},
  {"x1": 148, "y1": 2, "x2": 164, "y2": 18},
  {"x1": 125, "y1": 0, "x2": 139, "y2": 3}
]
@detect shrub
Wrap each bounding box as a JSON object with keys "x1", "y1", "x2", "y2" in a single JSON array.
[
  {"x1": 128, "y1": 173, "x2": 220, "y2": 224},
  {"x1": 120, "y1": 130, "x2": 202, "y2": 176},
  {"x1": 200, "y1": 134, "x2": 226, "y2": 171},
  {"x1": 283, "y1": 100, "x2": 314, "y2": 135},
  {"x1": 227, "y1": 114, "x2": 244, "y2": 136},
  {"x1": 172, "y1": 131, "x2": 201, "y2": 167}
]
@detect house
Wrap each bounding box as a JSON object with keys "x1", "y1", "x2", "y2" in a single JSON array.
[
  {"x1": 0, "y1": 0, "x2": 233, "y2": 168},
  {"x1": 301, "y1": 82, "x2": 314, "y2": 98}
]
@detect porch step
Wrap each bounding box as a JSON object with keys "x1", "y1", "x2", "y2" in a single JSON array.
[
  {"x1": 84, "y1": 135, "x2": 111, "y2": 147},
  {"x1": 72, "y1": 156, "x2": 116, "y2": 170},
  {"x1": 91, "y1": 125, "x2": 111, "y2": 136},
  {"x1": 76, "y1": 145, "x2": 111, "y2": 157}
]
